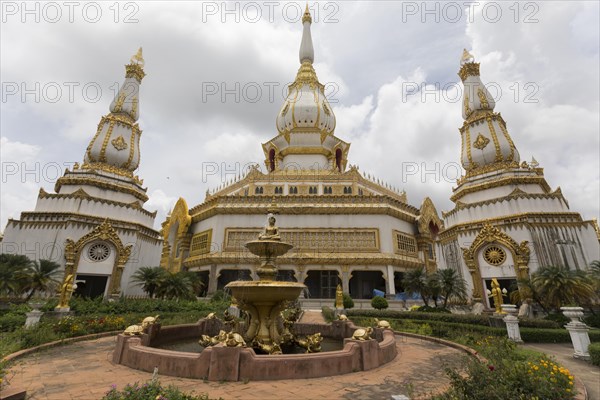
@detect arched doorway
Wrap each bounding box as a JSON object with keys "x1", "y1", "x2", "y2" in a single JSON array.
[
  {"x1": 217, "y1": 269, "x2": 252, "y2": 290},
  {"x1": 349, "y1": 270, "x2": 385, "y2": 299},
  {"x1": 305, "y1": 270, "x2": 339, "y2": 298}
]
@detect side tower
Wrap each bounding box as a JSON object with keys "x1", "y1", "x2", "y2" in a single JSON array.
[
  {"x1": 439, "y1": 51, "x2": 600, "y2": 306},
  {"x1": 1, "y1": 49, "x2": 162, "y2": 304}
]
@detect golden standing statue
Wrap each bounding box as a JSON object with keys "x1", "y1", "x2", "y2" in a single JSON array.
[
  {"x1": 335, "y1": 284, "x2": 344, "y2": 309},
  {"x1": 489, "y1": 278, "x2": 505, "y2": 314},
  {"x1": 57, "y1": 274, "x2": 75, "y2": 309}
]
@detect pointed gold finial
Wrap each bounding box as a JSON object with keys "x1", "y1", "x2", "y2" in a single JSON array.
[
  {"x1": 302, "y1": 3, "x2": 312, "y2": 24},
  {"x1": 461, "y1": 48, "x2": 474, "y2": 65},
  {"x1": 130, "y1": 47, "x2": 145, "y2": 67}
]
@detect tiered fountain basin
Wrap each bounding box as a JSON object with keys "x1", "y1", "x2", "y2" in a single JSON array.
[{"x1": 112, "y1": 318, "x2": 398, "y2": 381}]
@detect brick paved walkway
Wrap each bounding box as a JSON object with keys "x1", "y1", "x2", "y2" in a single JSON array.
[{"x1": 6, "y1": 335, "x2": 466, "y2": 400}]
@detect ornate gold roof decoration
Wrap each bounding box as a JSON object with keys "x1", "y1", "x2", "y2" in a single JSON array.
[
  {"x1": 473, "y1": 134, "x2": 490, "y2": 150},
  {"x1": 461, "y1": 49, "x2": 475, "y2": 65},
  {"x1": 417, "y1": 197, "x2": 443, "y2": 237},
  {"x1": 125, "y1": 48, "x2": 146, "y2": 82},
  {"x1": 458, "y1": 62, "x2": 480, "y2": 82},
  {"x1": 111, "y1": 135, "x2": 128, "y2": 151}
]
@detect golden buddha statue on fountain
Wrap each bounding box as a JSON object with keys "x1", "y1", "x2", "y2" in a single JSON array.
[{"x1": 258, "y1": 214, "x2": 281, "y2": 241}]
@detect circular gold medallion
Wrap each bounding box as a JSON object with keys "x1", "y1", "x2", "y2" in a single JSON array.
[{"x1": 484, "y1": 245, "x2": 506, "y2": 266}]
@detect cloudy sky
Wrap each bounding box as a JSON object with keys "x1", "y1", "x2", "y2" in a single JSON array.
[{"x1": 1, "y1": 1, "x2": 599, "y2": 231}]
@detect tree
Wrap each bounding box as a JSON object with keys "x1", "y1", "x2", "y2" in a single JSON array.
[
  {"x1": 371, "y1": 295, "x2": 388, "y2": 310},
  {"x1": 131, "y1": 266, "x2": 167, "y2": 298},
  {"x1": 402, "y1": 268, "x2": 431, "y2": 307},
  {"x1": 530, "y1": 265, "x2": 596, "y2": 311},
  {"x1": 0, "y1": 254, "x2": 33, "y2": 297},
  {"x1": 180, "y1": 271, "x2": 205, "y2": 297},
  {"x1": 23, "y1": 259, "x2": 62, "y2": 300},
  {"x1": 155, "y1": 271, "x2": 196, "y2": 300},
  {"x1": 435, "y1": 268, "x2": 468, "y2": 309}
]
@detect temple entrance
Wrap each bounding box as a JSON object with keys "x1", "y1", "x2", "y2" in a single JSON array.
[
  {"x1": 218, "y1": 269, "x2": 252, "y2": 290},
  {"x1": 394, "y1": 272, "x2": 405, "y2": 294},
  {"x1": 349, "y1": 271, "x2": 385, "y2": 299},
  {"x1": 74, "y1": 274, "x2": 108, "y2": 299},
  {"x1": 305, "y1": 270, "x2": 339, "y2": 298}
]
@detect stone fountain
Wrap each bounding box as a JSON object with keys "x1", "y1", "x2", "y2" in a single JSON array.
[
  {"x1": 225, "y1": 213, "x2": 306, "y2": 349},
  {"x1": 112, "y1": 212, "x2": 398, "y2": 381}
]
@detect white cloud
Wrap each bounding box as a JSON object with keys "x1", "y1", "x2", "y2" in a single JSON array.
[{"x1": 0, "y1": 0, "x2": 598, "y2": 233}]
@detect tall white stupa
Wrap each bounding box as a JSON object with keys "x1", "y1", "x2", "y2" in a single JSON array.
[{"x1": 1, "y1": 49, "x2": 162, "y2": 301}]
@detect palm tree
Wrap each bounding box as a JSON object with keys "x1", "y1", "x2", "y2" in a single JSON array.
[
  {"x1": 155, "y1": 271, "x2": 195, "y2": 300},
  {"x1": 530, "y1": 265, "x2": 596, "y2": 311},
  {"x1": 589, "y1": 260, "x2": 600, "y2": 291},
  {"x1": 23, "y1": 259, "x2": 62, "y2": 300},
  {"x1": 426, "y1": 274, "x2": 442, "y2": 307},
  {"x1": 402, "y1": 268, "x2": 431, "y2": 307},
  {"x1": 180, "y1": 271, "x2": 206, "y2": 297},
  {"x1": 0, "y1": 254, "x2": 33, "y2": 297},
  {"x1": 436, "y1": 268, "x2": 468, "y2": 309},
  {"x1": 131, "y1": 266, "x2": 167, "y2": 298}
]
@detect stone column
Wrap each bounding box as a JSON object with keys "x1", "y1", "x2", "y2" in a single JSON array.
[
  {"x1": 341, "y1": 266, "x2": 350, "y2": 294},
  {"x1": 385, "y1": 265, "x2": 396, "y2": 299},
  {"x1": 561, "y1": 307, "x2": 591, "y2": 360},
  {"x1": 501, "y1": 304, "x2": 522, "y2": 343},
  {"x1": 25, "y1": 310, "x2": 44, "y2": 328},
  {"x1": 207, "y1": 265, "x2": 218, "y2": 295}
]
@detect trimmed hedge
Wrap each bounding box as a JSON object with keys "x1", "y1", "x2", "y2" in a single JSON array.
[
  {"x1": 346, "y1": 309, "x2": 560, "y2": 329},
  {"x1": 349, "y1": 316, "x2": 600, "y2": 343},
  {"x1": 41, "y1": 297, "x2": 224, "y2": 315},
  {"x1": 589, "y1": 342, "x2": 600, "y2": 366}
]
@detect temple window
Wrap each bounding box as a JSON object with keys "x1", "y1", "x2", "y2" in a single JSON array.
[
  {"x1": 335, "y1": 149, "x2": 342, "y2": 172},
  {"x1": 269, "y1": 149, "x2": 276, "y2": 172}
]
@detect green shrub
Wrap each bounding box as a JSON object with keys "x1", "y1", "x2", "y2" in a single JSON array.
[
  {"x1": 0, "y1": 313, "x2": 26, "y2": 332},
  {"x1": 417, "y1": 305, "x2": 451, "y2": 313},
  {"x1": 589, "y1": 342, "x2": 600, "y2": 366},
  {"x1": 102, "y1": 380, "x2": 222, "y2": 400},
  {"x1": 343, "y1": 293, "x2": 354, "y2": 309},
  {"x1": 371, "y1": 296, "x2": 388, "y2": 310},
  {"x1": 40, "y1": 297, "x2": 224, "y2": 316},
  {"x1": 584, "y1": 314, "x2": 600, "y2": 329},
  {"x1": 321, "y1": 306, "x2": 335, "y2": 323},
  {"x1": 17, "y1": 323, "x2": 59, "y2": 349},
  {"x1": 518, "y1": 318, "x2": 560, "y2": 329},
  {"x1": 433, "y1": 336, "x2": 577, "y2": 400},
  {"x1": 210, "y1": 290, "x2": 230, "y2": 303},
  {"x1": 346, "y1": 309, "x2": 565, "y2": 329},
  {"x1": 544, "y1": 312, "x2": 570, "y2": 327}
]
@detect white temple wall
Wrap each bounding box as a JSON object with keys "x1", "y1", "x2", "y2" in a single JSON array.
[
  {"x1": 58, "y1": 183, "x2": 141, "y2": 204},
  {"x1": 282, "y1": 154, "x2": 329, "y2": 171},
  {"x1": 458, "y1": 183, "x2": 547, "y2": 204}
]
